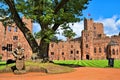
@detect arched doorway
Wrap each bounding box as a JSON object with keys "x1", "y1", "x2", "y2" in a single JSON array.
[{"x1": 86, "y1": 54, "x2": 90, "y2": 60}]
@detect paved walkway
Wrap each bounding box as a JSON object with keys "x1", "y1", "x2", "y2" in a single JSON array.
[{"x1": 0, "y1": 67, "x2": 120, "y2": 80}]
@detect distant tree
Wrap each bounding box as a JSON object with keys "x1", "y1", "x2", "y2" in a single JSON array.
[{"x1": 0, "y1": 0, "x2": 91, "y2": 61}]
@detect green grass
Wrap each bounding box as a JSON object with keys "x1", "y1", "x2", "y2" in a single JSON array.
[
  {"x1": 0, "y1": 61, "x2": 73, "y2": 74},
  {"x1": 54, "y1": 60, "x2": 120, "y2": 68}
]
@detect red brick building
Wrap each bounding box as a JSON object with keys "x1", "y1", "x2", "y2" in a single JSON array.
[
  {"x1": 1, "y1": 18, "x2": 120, "y2": 61},
  {"x1": 0, "y1": 17, "x2": 32, "y2": 60},
  {"x1": 49, "y1": 18, "x2": 120, "y2": 60}
]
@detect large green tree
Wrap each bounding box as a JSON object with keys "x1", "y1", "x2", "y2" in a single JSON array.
[{"x1": 0, "y1": 0, "x2": 91, "y2": 61}]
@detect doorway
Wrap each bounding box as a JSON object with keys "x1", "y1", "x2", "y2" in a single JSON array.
[{"x1": 86, "y1": 54, "x2": 90, "y2": 60}]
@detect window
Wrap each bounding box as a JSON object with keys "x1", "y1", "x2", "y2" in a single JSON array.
[
  {"x1": 8, "y1": 26, "x2": 11, "y2": 32},
  {"x1": 86, "y1": 44, "x2": 88, "y2": 48},
  {"x1": 13, "y1": 36, "x2": 18, "y2": 40},
  {"x1": 94, "y1": 27, "x2": 96, "y2": 30},
  {"x1": 76, "y1": 51, "x2": 79, "y2": 54},
  {"x1": 14, "y1": 27, "x2": 18, "y2": 32},
  {"x1": 51, "y1": 52, "x2": 54, "y2": 55},
  {"x1": 62, "y1": 52, "x2": 64, "y2": 55},
  {"x1": 71, "y1": 51, "x2": 73, "y2": 54},
  {"x1": 51, "y1": 44, "x2": 54, "y2": 48},
  {"x1": 98, "y1": 34, "x2": 102, "y2": 38},
  {"x1": 94, "y1": 48, "x2": 96, "y2": 53},
  {"x1": 112, "y1": 49, "x2": 115, "y2": 55},
  {"x1": 7, "y1": 44, "x2": 12, "y2": 51},
  {"x1": 71, "y1": 45, "x2": 73, "y2": 48},
  {"x1": 99, "y1": 48, "x2": 101, "y2": 53},
  {"x1": 2, "y1": 46, "x2": 6, "y2": 51}
]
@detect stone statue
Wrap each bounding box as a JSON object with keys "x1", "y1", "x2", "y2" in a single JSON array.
[{"x1": 12, "y1": 43, "x2": 26, "y2": 74}]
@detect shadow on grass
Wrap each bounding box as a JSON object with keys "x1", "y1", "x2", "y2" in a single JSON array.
[
  {"x1": 6, "y1": 59, "x2": 15, "y2": 65},
  {"x1": 0, "y1": 63, "x2": 6, "y2": 66},
  {"x1": 0, "y1": 59, "x2": 15, "y2": 66},
  {"x1": 54, "y1": 63, "x2": 85, "y2": 68}
]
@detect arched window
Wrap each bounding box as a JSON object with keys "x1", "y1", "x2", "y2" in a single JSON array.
[
  {"x1": 99, "y1": 48, "x2": 101, "y2": 53},
  {"x1": 112, "y1": 49, "x2": 115, "y2": 55},
  {"x1": 94, "y1": 48, "x2": 96, "y2": 53}
]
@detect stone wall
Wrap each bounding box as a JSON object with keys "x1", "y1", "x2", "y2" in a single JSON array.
[{"x1": 0, "y1": 17, "x2": 32, "y2": 61}]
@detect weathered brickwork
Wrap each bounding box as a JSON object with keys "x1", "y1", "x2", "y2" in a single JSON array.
[
  {"x1": 49, "y1": 18, "x2": 120, "y2": 60},
  {"x1": 0, "y1": 17, "x2": 32, "y2": 60},
  {"x1": 49, "y1": 38, "x2": 81, "y2": 60},
  {"x1": 1, "y1": 18, "x2": 120, "y2": 60}
]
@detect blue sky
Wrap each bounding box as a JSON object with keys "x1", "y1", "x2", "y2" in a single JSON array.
[
  {"x1": 83, "y1": 0, "x2": 120, "y2": 19},
  {"x1": 33, "y1": 0, "x2": 120, "y2": 40},
  {"x1": 82, "y1": 0, "x2": 120, "y2": 36}
]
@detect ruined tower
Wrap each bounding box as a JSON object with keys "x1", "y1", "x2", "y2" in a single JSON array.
[{"x1": 81, "y1": 18, "x2": 94, "y2": 60}]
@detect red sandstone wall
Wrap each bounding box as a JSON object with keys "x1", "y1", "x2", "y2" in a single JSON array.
[
  {"x1": 0, "y1": 18, "x2": 32, "y2": 61},
  {"x1": 49, "y1": 40, "x2": 81, "y2": 60}
]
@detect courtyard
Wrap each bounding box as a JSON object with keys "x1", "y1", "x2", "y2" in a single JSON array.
[{"x1": 0, "y1": 67, "x2": 120, "y2": 80}]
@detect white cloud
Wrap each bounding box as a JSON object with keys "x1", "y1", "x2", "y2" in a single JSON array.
[
  {"x1": 32, "y1": 15, "x2": 120, "y2": 40},
  {"x1": 70, "y1": 21, "x2": 84, "y2": 38},
  {"x1": 55, "y1": 21, "x2": 84, "y2": 40},
  {"x1": 96, "y1": 15, "x2": 120, "y2": 36}
]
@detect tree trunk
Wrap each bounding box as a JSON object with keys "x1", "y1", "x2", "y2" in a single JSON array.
[
  {"x1": 5, "y1": 0, "x2": 39, "y2": 53},
  {"x1": 38, "y1": 38, "x2": 49, "y2": 62}
]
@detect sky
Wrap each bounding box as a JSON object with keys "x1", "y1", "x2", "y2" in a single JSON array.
[{"x1": 33, "y1": 0, "x2": 120, "y2": 40}]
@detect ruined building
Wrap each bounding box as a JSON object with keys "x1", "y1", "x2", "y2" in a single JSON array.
[
  {"x1": 49, "y1": 18, "x2": 120, "y2": 60},
  {"x1": 0, "y1": 17, "x2": 32, "y2": 60},
  {"x1": 0, "y1": 18, "x2": 120, "y2": 60}
]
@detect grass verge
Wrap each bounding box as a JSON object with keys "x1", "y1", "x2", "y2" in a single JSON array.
[
  {"x1": 0, "y1": 61, "x2": 73, "y2": 74},
  {"x1": 54, "y1": 60, "x2": 120, "y2": 68}
]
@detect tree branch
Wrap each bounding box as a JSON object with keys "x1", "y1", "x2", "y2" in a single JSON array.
[
  {"x1": 52, "y1": 23, "x2": 60, "y2": 31},
  {"x1": 4, "y1": 0, "x2": 39, "y2": 53},
  {"x1": 54, "y1": 0, "x2": 69, "y2": 14},
  {"x1": 52, "y1": 0, "x2": 69, "y2": 31}
]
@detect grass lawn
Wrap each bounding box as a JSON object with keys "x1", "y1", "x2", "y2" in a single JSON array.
[
  {"x1": 54, "y1": 60, "x2": 120, "y2": 68},
  {"x1": 0, "y1": 61, "x2": 73, "y2": 74}
]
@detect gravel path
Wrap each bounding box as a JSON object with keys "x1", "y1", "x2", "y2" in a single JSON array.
[{"x1": 0, "y1": 67, "x2": 120, "y2": 80}]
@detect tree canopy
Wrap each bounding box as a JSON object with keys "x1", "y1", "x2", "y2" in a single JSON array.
[{"x1": 0, "y1": 0, "x2": 91, "y2": 60}]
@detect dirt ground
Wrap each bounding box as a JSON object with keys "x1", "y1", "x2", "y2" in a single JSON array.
[{"x1": 0, "y1": 67, "x2": 120, "y2": 80}]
